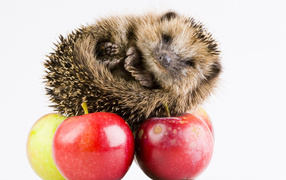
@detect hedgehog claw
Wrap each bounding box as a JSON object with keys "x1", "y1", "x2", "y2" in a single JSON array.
[
  {"x1": 103, "y1": 58, "x2": 124, "y2": 70},
  {"x1": 125, "y1": 47, "x2": 155, "y2": 88},
  {"x1": 97, "y1": 42, "x2": 119, "y2": 56}
]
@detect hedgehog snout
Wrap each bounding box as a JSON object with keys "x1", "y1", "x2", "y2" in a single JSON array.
[{"x1": 159, "y1": 54, "x2": 172, "y2": 67}]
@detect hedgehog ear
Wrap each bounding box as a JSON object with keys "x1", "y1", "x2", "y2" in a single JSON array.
[
  {"x1": 160, "y1": 11, "x2": 178, "y2": 21},
  {"x1": 206, "y1": 62, "x2": 222, "y2": 81}
]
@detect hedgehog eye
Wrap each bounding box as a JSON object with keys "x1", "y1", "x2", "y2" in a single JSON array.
[
  {"x1": 185, "y1": 58, "x2": 195, "y2": 67},
  {"x1": 162, "y1": 34, "x2": 171, "y2": 44}
]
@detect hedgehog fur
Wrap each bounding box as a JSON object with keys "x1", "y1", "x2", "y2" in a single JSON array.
[{"x1": 44, "y1": 11, "x2": 221, "y2": 131}]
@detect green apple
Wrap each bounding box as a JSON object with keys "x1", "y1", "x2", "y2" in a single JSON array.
[{"x1": 27, "y1": 113, "x2": 67, "y2": 180}]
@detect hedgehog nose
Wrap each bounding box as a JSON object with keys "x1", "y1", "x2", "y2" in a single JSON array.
[{"x1": 159, "y1": 54, "x2": 172, "y2": 67}]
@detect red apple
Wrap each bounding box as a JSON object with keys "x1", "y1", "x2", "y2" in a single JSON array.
[
  {"x1": 135, "y1": 113, "x2": 214, "y2": 180},
  {"x1": 192, "y1": 107, "x2": 214, "y2": 136},
  {"x1": 52, "y1": 112, "x2": 134, "y2": 180}
]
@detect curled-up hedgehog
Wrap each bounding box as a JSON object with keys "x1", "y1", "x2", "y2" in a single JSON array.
[{"x1": 44, "y1": 11, "x2": 221, "y2": 131}]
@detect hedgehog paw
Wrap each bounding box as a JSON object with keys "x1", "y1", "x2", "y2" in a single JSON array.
[
  {"x1": 125, "y1": 46, "x2": 140, "y2": 69},
  {"x1": 102, "y1": 58, "x2": 124, "y2": 70},
  {"x1": 97, "y1": 42, "x2": 119, "y2": 56},
  {"x1": 125, "y1": 47, "x2": 155, "y2": 88},
  {"x1": 131, "y1": 70, "x2": 155, "y2": 88}
]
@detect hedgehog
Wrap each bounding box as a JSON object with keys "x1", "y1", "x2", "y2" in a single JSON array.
[{"x1": 44, "y1": 11, "x2": 221, "y2": 131}]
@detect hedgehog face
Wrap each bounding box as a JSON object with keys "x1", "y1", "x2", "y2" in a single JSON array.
[{"x1": 136, "y1": 12, "x2": 221, "y2": 94}]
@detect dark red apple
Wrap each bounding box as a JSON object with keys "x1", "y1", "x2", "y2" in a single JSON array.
[
  {"x1": 135, "y1": 113, "x2": 214, "y2": 180},
  {"x1": 52, "y1": 112, "x2": 134, "y2": 180}
]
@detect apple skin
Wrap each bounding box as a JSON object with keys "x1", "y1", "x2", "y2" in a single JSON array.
[
  {"x1": 192, "y1": 107, "x2": 214, "y2": 136},
  {"x1": 26, "y1": 113, "x2": 67, "y2": 180},
  {"x1": 135, "y1": 113, "x2": 214, "y2": 180},
  {"x1": 52, "y1": 112, "x2": 134, "y2": 180}
]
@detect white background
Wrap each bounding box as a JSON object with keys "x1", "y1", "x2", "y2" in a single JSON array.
[{"x1": 1, "y1": 0, "x2": 286, "y2": 179}]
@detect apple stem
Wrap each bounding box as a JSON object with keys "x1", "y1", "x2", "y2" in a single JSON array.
[
  {"x1": 164, "y1": 103, "x2": 171, "y2": 117},
  {"x1": 81, "y1": 102, "x2": 89, "y2": 115}
]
